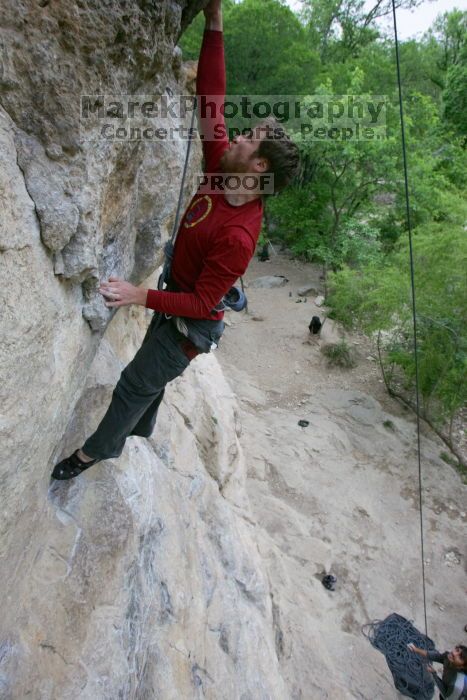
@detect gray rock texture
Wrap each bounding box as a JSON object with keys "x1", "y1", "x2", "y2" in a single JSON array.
[
  {"x1": 249, "y1": 275, "x2": 289, "y2": 289},
  {"x1": 320, "y1": 318, "x2": 344, "y2": 348},
  {"x1": 1, "y1": 302, "x2": 288, "y2": 699},
  {"x1": 217, "y1": 253, "x2": 467, "y2": 699},
  {"x1": 314, "y1": 294, "x2": 325, "y2": 307},
  {"x1": 0, "y1": 0, "x2": 205, "y2": 326},
  {"x1": 297, "y1": 284, "x2": 318, "y2": 296},
  {"x1": 0, "y1": 2, "x2": 290, "y2": 697}
]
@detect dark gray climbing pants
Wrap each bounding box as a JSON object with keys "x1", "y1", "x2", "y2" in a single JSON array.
[{"x1": 82, "y1": 316, "x2": 192, "y2": 461}]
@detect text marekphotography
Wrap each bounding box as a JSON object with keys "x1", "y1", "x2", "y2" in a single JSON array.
[{"x1": 80, "y1": 94, "x2": 387, "y2": 142}]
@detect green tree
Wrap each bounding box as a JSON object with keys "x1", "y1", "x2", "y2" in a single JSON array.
[
  {"x1": 223, "y1": 0, "x2": 319, "y2": 94},
  {"x1": 327, "y1": 219, "x2": 467, "y2": 456},
  {"x1": 301, "y1": 0, "x2": 421, "y2": 59},
  {"x1": 179, "y1": 0, "x2": 236, "y2": 60},
  {"x1": 267, "y1": 70, "x2": 399, "y2": 268},
  {"x1": 442, "y1": 37, "x2": 467, "y2": 143},
  {"x1": 179, "y1": 0, "x2": 320, "y2": 95},
  {"x1": 178, "y1": 0, "x2": 467, "y2": 462},
  {"x1": 428, "y1": 9, "x2": 467, "y2": 72}
]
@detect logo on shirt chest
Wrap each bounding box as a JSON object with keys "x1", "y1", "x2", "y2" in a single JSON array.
[{"x1": 184, "y1": 195, "x2": 212, "y2": 228}]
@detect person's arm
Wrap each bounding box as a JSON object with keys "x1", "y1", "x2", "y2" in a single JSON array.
[
  {"x1": 407, "y1": 645, "x2": 444, "y2": 663},
  {"x1": 407, "y1": 646, "x2": 447, "y2": 691},
  {"x1": 144, "y1": 227, "x2": 253, "y2": 318},
  {"x1": 197, "y1": 0, "x2": 229, "y2": 171},
  {"x1": 426, "y1": 650, "x2": 447, "y2": 665},
  {"x1": 99, "y1": 227, "x2": 254, "y2": 318},
  {"x1": 407, "y1": 644, "x2": 429, "y2": 658},
  {"x1": 204, "y1": 0, "x2": 223, "y2": 31}
]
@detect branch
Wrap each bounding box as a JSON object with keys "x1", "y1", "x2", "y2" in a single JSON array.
[
  {"x1": 376, "y1": 332, "x2": 466, "y2": 469},
  {"x1": 384, "y1": 386, "x2": 465, "y2": 469},
  {"x1": 363, "y1": 0, "x2": 420, "y2": 27}
]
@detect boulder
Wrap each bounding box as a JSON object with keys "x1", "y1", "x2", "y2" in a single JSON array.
[
  {"x1": 250, "y1": 275, "x2": 289, "y2": 289},
  {"x1": 297, "y1": 284, "x2": 318, "y2": 297},
  {"x1": 319, "y1": 318, "x2": 344, "y2": 348}
]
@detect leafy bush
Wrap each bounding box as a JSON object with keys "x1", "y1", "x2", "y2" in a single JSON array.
[
  {"x1": 327, "y1": 222, "x2": 467, "y2": 430},
  {"x1": 266, "y1": 185, "x2": 332, "y2": 262},
  {"x1": 321, "y1": 340, "x2": 357, "y2": 368}
]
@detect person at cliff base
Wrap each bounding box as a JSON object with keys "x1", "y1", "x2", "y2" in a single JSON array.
[
  {"x1": 52, "y1": 0, "x2": 300, "y2": 480},
  {"x1": 407, "y1": 643, "x2": 467, "y2": 699}
]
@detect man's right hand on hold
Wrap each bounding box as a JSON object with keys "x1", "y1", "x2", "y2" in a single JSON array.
[
  {"x1": 204, "y1": 0, "x2": 222, "y2": 19},
  {"x1": 203, "y1": 0, "x2": 223, "y2": 30}
]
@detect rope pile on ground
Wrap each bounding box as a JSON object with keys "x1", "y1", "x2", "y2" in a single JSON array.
[{"x1": 363, "y1": 613, "x2": 435, "y2": 699}]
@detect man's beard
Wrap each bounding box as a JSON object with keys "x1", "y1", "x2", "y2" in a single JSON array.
[{"x1": 220, "y1": 148, "x2": 249, "y2": 174}]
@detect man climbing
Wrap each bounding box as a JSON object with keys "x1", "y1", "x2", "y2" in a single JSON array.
[
  {"x1": 408, "y1": 643, "x2": 467, "y2": 699},
  {"x1": 52, "y1": 0, "x2": 300, "y2": 480}
]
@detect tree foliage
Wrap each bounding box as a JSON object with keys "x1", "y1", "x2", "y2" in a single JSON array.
[{"x1": 327, "y1": 220, "x2": 467, "y2": 436}]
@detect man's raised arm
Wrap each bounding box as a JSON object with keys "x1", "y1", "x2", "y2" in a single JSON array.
[
  {"x1": 203, "y1": 0, "x2": 223, "y2": 31},
  {"x1": 197, "y1": 0, "x2": 229, "y2": 171}
]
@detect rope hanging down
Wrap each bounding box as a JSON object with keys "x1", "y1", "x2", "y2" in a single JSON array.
[
  {"x1": 391, "y1": 0, "x2": 428, "y2": 637},
  {"x1": 158, "y1": 96, "x2": 198, "y2": 293},
  {"x1": 363, "y1": 9, "x2": 432, "y2": 698}
]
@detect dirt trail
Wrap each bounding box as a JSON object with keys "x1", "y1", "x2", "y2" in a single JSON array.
[{"x1": 217, "y1": 252, "x2": 467, "y2": 699}]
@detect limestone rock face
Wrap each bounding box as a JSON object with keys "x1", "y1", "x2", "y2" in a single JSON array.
[
  {"x1": 0, "y1": 2, "x2": 289, "y2": 697},
  {"x1": 0, "y1": 0, "x2": 205, "y2": 327},
  {"x1": 1, "y1": 303, "x2": 288, "y2": 699}
]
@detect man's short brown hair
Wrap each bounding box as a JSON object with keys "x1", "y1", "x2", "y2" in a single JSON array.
[
  {"x1": 254, "y1": 117, "x2": 300, "y2": 193},
  {"x1": 454, "y1": 645, "x2": 467, "y2": 670}
]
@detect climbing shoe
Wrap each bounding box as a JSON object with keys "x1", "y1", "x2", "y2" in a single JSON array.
[{"x1": 51, "y1": 450, "x2": 99, "y2": 480}]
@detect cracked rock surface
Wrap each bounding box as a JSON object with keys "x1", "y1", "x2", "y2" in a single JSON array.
[
  {"x1": 0, "y1": 0, "x2": 204, "y2": 326},
  {"x1": 0, "y1": 3, "x2": 293, "y2": 698},
  {"x1": 1, "y1": 297, "x2": 287, "y2": 699}
]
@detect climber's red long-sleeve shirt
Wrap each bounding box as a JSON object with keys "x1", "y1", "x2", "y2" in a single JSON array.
[{"x1": 145, "y1": 29, "x2": 263, "y2": 320}]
